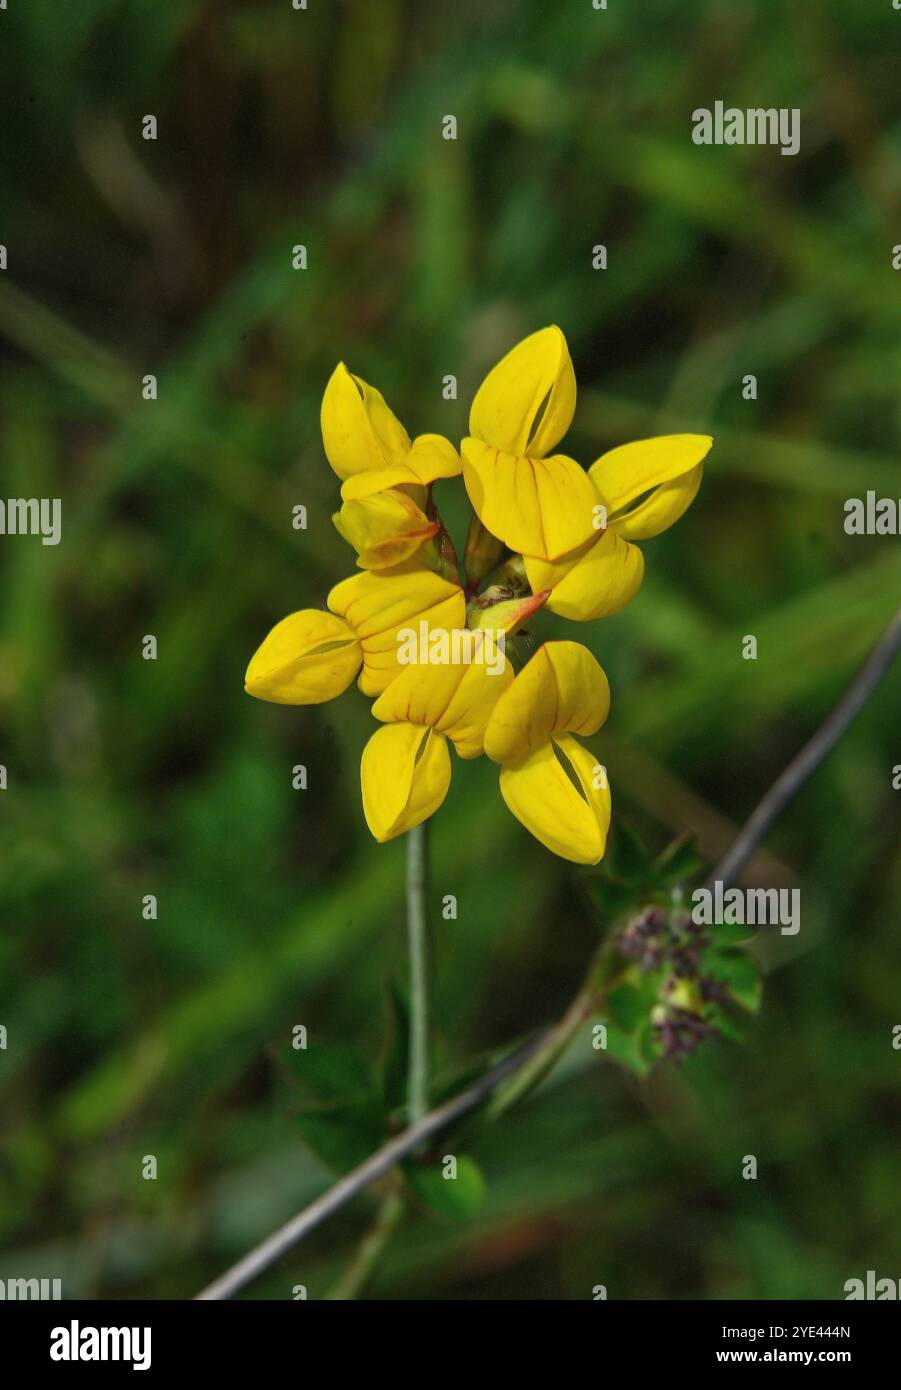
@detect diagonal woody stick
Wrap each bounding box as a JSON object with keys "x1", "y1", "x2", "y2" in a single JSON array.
[{"x1": 197, "y1": 606, "x2": 901, "y2": 1301}]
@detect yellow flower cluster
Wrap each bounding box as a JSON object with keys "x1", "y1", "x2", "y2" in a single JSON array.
[{"x1": 245, "y1": 327, "x2": 711, "y2": 863}]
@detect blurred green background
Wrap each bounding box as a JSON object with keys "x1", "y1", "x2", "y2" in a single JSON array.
[{"x1": 1, "y1": 0, "x2": 899, "y2": 1300}]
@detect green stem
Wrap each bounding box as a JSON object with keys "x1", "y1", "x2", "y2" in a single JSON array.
[
  {"x1": 487, "y1": 941, "x2": 623, "y2": 1119},
  {"x1": 324, "y1": 1186, "x2": 405, "y2": 1300},
  {"x1": 406, "y1": 821, "x2": 430, "y2": 1126},
  {"x1": 487, "y1": 982, "x2": 598, "y2": 1119},
  {"x1": 462, "y1": 512, "x2": 505, "y2": 592},
  {"x1": 327, "y1": 825, "x2": 431, "y2": 1299},
  {"x1": 324, "y1": 826, "x2": 432, "y2": 1299}
]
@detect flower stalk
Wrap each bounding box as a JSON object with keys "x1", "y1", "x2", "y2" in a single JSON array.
[
  {"x1": 405, "y1": 821, "x2": 431, "y2": 1126},
  {"x1": 463, "y1": 511, "x2": 505, "y2": 592},
  {"x1": 324, "y1": 1184, "x2": 405, "y2": 1300}
]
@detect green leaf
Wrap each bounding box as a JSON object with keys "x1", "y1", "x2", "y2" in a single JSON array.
[
  {"x1": 653, "y1": 834, "x2": 703, "y2": 886},
  {"x1": 601, "y1": 1018, "x2": 658, "y2": 1078},
  {"x1": 606, "y1": 822, "x2": 652, "y2": 884},
  {"x1": 606, "y1": 982, "x2": 646, "y2": 1033},
  {"x1": 707, "y1": 999, "x2": 756, "y2": 1044},
  {"x1": 283, "y1": 1040, "x2": 387, "y2": 1175},
  {"x1": 607, "y1": 971, "x2": 665, "y2": 1033},
  {"x1": 405, "y1": 1154, "x2": 487, "y2": 1220},
  {"x1": 580, "y1": 875, "x2": 639, "y2": 922},
  {"x1": 707, "y1": 920, "x2": 757, "y2": 949},
  {"x1": 281, "y1": 1040, "x2": 377, "y2": 1105},
  {"x1": 295, "y1": 1098, "x2": 385, "y2": 1174},
  {"x1": 580, "y1": 826, "x2": 704, "y2": 935},
  {"x1": 706, "y1": 947, "x2": 763, "y2": 1013}
]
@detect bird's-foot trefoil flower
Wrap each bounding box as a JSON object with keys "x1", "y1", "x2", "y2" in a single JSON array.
[
  {"x1": 461, "y1": 326, "x2": 601, "y2": 563},
  {"x1": 322, "y1": 363, "x2": 461, "y2": 501},
  {"x1": 245, "y1": 328, "x2": 711, "y2": 865},
  {"x1": 484, "y1": 641, "x2": 612, "y2": 864},
  {"x1": 360, "y1": 636, "x2": 514, "y2": 841},
  {"x1": 325, "y1": 562, "x2": 466, "y2": 697},
  {"x1": 524, "y1": 433, "x2": 712, "y2": 621},
  {"x1": 332, "y1": 488, "x2": 439, "y2": 571},
  {"x1": 246, "y1": 562, "x2": 465, "y2": 702},
  {"x1": 243, "y1": 608, "x2": 363, "y2": 705}
]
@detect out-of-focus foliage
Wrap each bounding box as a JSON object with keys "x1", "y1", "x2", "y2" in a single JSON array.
[{"x1": 0, "y1": 0, "x2": 899, "y2": 1299}]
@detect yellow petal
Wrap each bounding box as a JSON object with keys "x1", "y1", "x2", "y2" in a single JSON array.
[
  {"x1": 340, "y1": 466, "x2": 422, "y2": 500},
  {"x1": 469, "y1": 326, "x2": 576, "y2": 458},
  {"x1": 525, "y1": 526, "x2": 645, "y2": 621},
  {"x1": 406, "y1": 434, "x2": 462, "y2": 484},
  {"x1": 498, "y1": 734, "x2": 611, "y2": 864},
  {"x1": 320, "y1": 363, "x2": 411, "y2": 482},
  {"x1": 607, "y1": 462, "x2": 704, "y2": 540},
  {"x1": 372, "y1": 638, "x2": 513, "y2": 758},
  {"x1": 327, "y1": 563, "x2": 466, "y2": 696},
  {"x1": 484, "y1": 640, "x2": 610, "y2": 763},
  {"x1": 244, "y1": 609, "x2": 361, "y2": 705},
  {"x1": 588, "y1": 434, "x2": 712, "y2": 523},
  {"x1": 361, "y1": 723, "x2": 451, "y2": 842},
  {"x1": 462, "y1": 438, "x2": 598, "y2": 562},
  {"x1": 333, "y1": 489, "x2": 438, "y2": 570},
  {"x1": 339, "y1": 435, "x2": 461, "y2": 500}
]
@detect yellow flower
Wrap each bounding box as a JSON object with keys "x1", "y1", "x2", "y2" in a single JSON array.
[
  {"x1": 361, "y1": 641, "x2": 513, "y2": 841},
  {"x1": 244, "y1": 609, "x2": 362, "y2": 705},
  {"x1": 332, "y1": 489, "x2": 439, "y2": 570},
  {"x1": 245, "y1": 563, "x2": 465, "y2": 704},
  {"x1": 484, "y1": 641, "x2": 612, "y2": 864},
  {"x1": 461, "y1": 325, "x2": 709, "y2": 621},
  {"x1": 524, "y1": 434, "x2": 712, "y2": 620},
  {"x1": 246, "y1": 335, "x2": 710, "y2": 867},
  {"x1": 589, "y1": 434, "x2": 710, "y2": 541},
  {"x1": 327, "y1": 562, "x2": 465, "y2": 696},
  {"x1": 321, "y1": 363, "x2": 461, "y2": 501},
  {"x1": 360, "y1": 723, "x2": 453, "y2": 844},
  {"x1": 461, "y1": 326, "x2": 600, "y2": 562}
]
